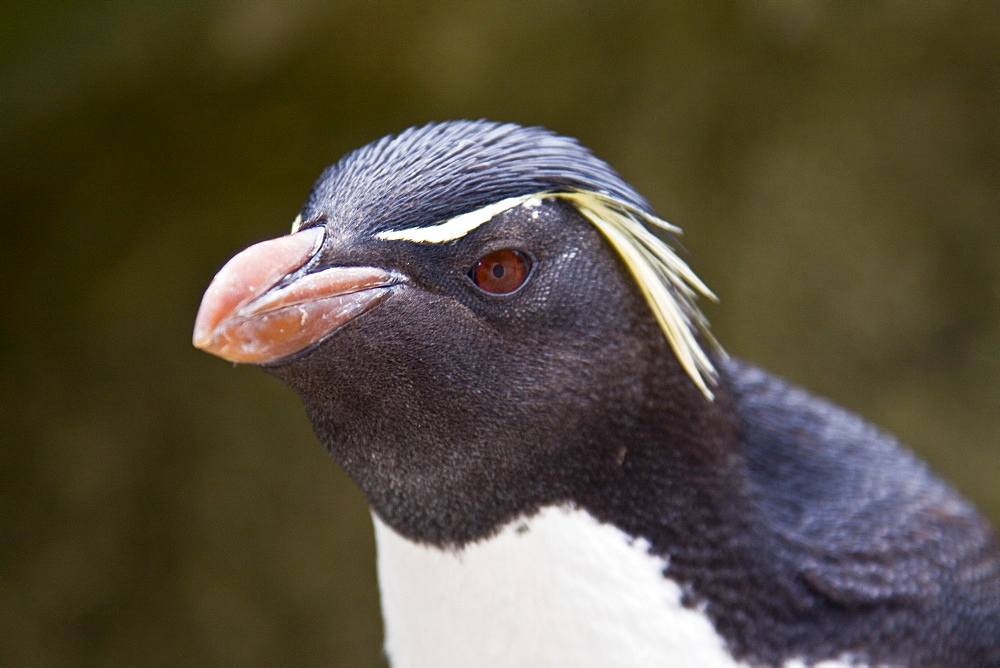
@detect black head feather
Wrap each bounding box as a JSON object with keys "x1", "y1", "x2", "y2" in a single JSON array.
[{"x1": 300, "y1": 120, "x2": 648, "y2": 236}]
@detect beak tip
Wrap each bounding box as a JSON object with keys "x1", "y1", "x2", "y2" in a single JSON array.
[
  {"x1": 192, "y1": 302, "x2": 220, "y2": 352},
  {"x1": 192, "y1": 323, "x2": 239, "y2": 362},
  {"x1": 192, "y1": 330, "x2": 211, "y2": 351}
]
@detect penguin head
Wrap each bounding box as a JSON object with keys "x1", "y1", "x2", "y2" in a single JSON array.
[{"x1": 193, "y1": 121, "x2": 723, "y2": 545}]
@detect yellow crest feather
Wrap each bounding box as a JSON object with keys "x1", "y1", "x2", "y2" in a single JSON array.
[{"x1": 553, "y1": 190, "x2": 722, "y2": 400}]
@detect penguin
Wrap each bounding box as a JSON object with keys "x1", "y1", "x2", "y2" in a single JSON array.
[{"x1": 193, "y1": 120, "x2": 1000, "y2": 667}]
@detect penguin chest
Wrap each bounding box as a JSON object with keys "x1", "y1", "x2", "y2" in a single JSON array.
[{"x1": 371, "y1": 504, "x2": 739, "y2": 667}]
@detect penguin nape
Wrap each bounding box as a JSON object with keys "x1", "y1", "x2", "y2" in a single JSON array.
[{"x1": 193, "y1": 120, "x2": 1000, "y2": 667}]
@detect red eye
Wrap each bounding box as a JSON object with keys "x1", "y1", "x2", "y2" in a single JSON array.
[{"x1": 471, "y1": 249, "x2": 531, "y2": 295}]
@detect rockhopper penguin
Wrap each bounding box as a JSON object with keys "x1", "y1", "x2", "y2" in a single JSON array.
[{"x1": 193, "y1": 121, "x2": 1000, "y2": 667}]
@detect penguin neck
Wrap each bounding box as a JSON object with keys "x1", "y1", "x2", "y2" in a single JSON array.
[
  {"x1": 566, "y1": 351, "x2": 747, "y2": 557},
  {"x1": 364, "y1": 344, "x2": 746, "y2": 556}
]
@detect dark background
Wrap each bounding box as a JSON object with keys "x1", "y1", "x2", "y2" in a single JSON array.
[{"x1": 3, "y1": 3, "x2": 997, "y2": 665}]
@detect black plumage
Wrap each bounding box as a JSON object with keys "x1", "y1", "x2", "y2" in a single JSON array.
[
  {"x1": 300, "y1": 120, "x2": 647, "y2": 238},
  {"x1": 195, "y1": 120, "x2": 1000, "y2": 666}
]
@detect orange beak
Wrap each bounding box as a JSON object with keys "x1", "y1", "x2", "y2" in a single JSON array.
[{"x1": 193, "y1": 227, "x2": 397, "y2": 364}]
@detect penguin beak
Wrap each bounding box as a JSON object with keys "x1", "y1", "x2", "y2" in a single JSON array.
[{"x1": 193, "y1": 227, "x2": 397, "y2": 365}]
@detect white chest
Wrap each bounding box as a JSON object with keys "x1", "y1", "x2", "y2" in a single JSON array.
[{"x1": 371, "y1": 504, "x2": 740, "y2": 668}]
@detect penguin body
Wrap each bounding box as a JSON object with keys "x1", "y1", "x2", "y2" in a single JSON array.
[{"x1": 194, "y1": 121, "x2": 1000, "y2": 666}]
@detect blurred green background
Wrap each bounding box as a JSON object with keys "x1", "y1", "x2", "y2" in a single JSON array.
[{"x1": 2, "y1": 2, "x2": 997, "y2": 665}]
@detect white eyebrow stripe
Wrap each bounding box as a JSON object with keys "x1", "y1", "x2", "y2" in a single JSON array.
[{"x1": 375, "y1": 194, "x2": 540, "y2": 243}]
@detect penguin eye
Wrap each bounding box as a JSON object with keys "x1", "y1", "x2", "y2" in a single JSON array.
[{"x1": 470, "y1": 249, "x2": 531, "y2": 295}]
